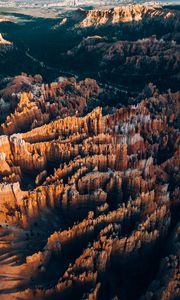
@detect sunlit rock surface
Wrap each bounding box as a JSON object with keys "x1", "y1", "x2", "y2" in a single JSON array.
[
  {"x1": 0, "y1": 74, "x2": 179, "y2": 300},
  {"x1": 79, "y1": 4, "x2": 176, "y2": 27},
  {"x1": 0, "y1": 33, "x2": 13, "y2": 58},
  {"x1": 0, "y1": 3, "x2": 179, "y2": 300}
]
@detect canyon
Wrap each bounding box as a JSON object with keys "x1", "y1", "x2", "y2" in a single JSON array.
[
  {"x1": 0, "y1": 2, "x2": 179, "y2": 300},
  {"x1": 0, "y1": 74, "x2": 179, "y2": 300},
  {"x1": 0, "y1": 3, "x2": 180, "y2": 87},
  {"x1": 62, "y1": 4, "x2": 180, "y2": 92}
]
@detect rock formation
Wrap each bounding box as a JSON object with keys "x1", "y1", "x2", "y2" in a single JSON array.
[
  {"x1": 0, "y1": 75, "x2": 179, "y2": 300},
  {"x1": 67, "y1": 35, "x2": 179, "y2": 90},
  {"x1": 0, "y1": 3, "x2": 179, "y2": 300},
  {"x1": 0, "y1": 76, "x2": 101, "y2": 134},
  {"x1": 79, "y1": 4, "x2": 176, "y2": 28},
  {"x1": 0, "y1": 33, "x2": 12, "y2": 45},
  {"x1": 58, "y1": 3, "x2": 180, "y2": 92}
]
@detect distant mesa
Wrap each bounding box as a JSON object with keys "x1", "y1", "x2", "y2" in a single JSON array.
[{"x1": 78, "y1": 4, "x2": 174, "y2": 28}]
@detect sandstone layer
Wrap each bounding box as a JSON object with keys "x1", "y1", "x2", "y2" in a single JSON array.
[
  {"x1": 0, "y1": 75, "x2": 179, "y2": 300},
  {"x1": 79, "y1": 4, "x2": 177, "y2": 28}
]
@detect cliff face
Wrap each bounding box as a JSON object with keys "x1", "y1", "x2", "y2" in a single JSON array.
[
  {"x1": 0, "y1": 3, "x2": 179, "y2": 300},
  {"x1": 0, "y1": 76, "x2": 101, "y2": 134},
  {"x1": 79, "y1": 4, "x2": 176, "y2": 27},
  {"x1": 0, "y1": 33, "x2": 13, "y2": 57},
  {"x1": 58, "y1": 3, "x2": 180, "y2": 92},
  {"x1": 0, "y1": 75, "x2": 179, "y2": 300},
  {"x1": 0, "y1": 33, "x2": 12, "y2": 45},
  {"x1": 67, "y1": 36, "x2": 180, "y2": 90}
]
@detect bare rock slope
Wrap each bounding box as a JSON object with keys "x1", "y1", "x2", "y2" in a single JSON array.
[{"x1": 0, "y1": 75, "x2": 179, "y2": 300}]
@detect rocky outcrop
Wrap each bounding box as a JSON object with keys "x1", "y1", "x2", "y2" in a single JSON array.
[
  {"x1": 0, "y1": 77, "x2": 101, "y2": 135},
  {"x1": 0, "y1": 75, "x2": 179, "y2": 300},
  {"x1": 0, "y1": 3, "x2": 179, "y2": 299},
  {"x1": 55, "y1": 3, "x2": 180, "y2": 94},
  {"x1": 79, "y1": 4, "x2": 173, "y2": 27},
  {"x1": 0, "y1": 33, "x2": 12, "y2": 45},
  {"x1": 140, "y1": 223, "x2": 180, "y2": 300},
  {"x1": 67, "y1": 36, "x2": 180, "y2": 90},
  {"x1": 0, "y1": 33, "x2": 14, "y2": 68}
]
